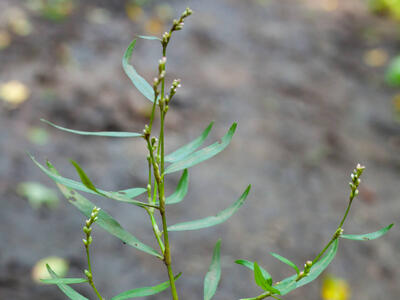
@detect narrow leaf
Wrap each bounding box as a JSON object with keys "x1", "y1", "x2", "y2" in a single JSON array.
[
  {"x1": 165, "y1": 122, "x2": 214, "y2": 163},
  {"x1": 341, "y1": 224, "x2": 394, "y2": 241},
  {"x1": 254, "y1": 262, "x2": 280, "y2": 294},
  {"x1": 122, "y1": 39, "x2": 155, "y2": 102},
  {"x1": 30, "y1": 154, "x2": 152, "y2": 208},
  {"x1": 274, "y1": 239, "x2": 339, "y2": 295},
  {"x1": 47, "y1": 162, "x2": 162, "y2": 259},
  {"x1": 235, "y1": 260, "x2": 272, "y2": 283},
  {"x1": 204, "y1": 240, "x2": 222, "y2": 300},
  {"x1": 168, "y1": 185, "x2": 250, "y2": 231},
  {"x1": 165, "y1": 169, "x2": 189, "y2": 204},
  {"x1": 41, "y1": 278, "x2": 88, "y2": 284},
  {"x1": 111, "y1": 273, "x2": 182, "y2": 300},
  {"x1": 137, "y1": 35, "x2": 161, "y2": 41},
  {"x1": 269, "y1": 253, "x2": 299, "y2": 275},
  {"x1": 70, "y1": 160, "x2": 102, "y2": 195},
  {"x1": 117, "y1": 187, "x2": 148, "y2": 199},
  {"x1": 41, "y1": 119, "x2": 142, "y2": 138},
  {"x1": 165, "y1": 123, "x2": 237, "y2": 174},
  {"x1": 46, "y1": 265, "x2": 89, "y2": 300}
]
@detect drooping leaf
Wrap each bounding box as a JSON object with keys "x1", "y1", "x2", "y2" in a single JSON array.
[
  {"x1": 165, "y1": 123, "x2": 237, "y2": 174},
  {"x1": 235, "y1": 259, "x2": 272, "y2": 284},
  {"x1": 122, "y1": 39, "x2": 155, "y2": 102},
  {"x1": 46, "y1": 264, "x2": 89, "y2": 300},
  {"x1": 254, "y1": 262, "x2": 280, "y2": 294},
  {"x1": 111, "y1": 273, "x2": 182, "y2": 300},
  {"x1": 41, "y1": 278, "x2": 88, "y2": 284},
  {"x1": 29, "y1": 154, "x2": 152, "y2": 208},
  {"x1": 341, "y1": 224, "x2": 394, "y2": 241},
  {"x1": 269, "y1": 253, "x2": 299, "y2": 275},
  {"x1": 137, "y1": 35, "x2": 161, "y2": 41},
  {"x1": 274, "y1": 239, "x2": 339, "y2": 295},
  {"x1": 168, "y1": 185, "x2": 250, "y2": 231},
  {"x1": 165, "y1": 169, "x2": 189, "y2": 204},
  {"x1": 47, "y1": 162, "x2": 162, "y2": 259},
  {"x1": 41, "y1": 119, "x2": 142, "y2": 138},
  {"x1": 204, "y1": 240, "x2": 222, "y2": 300},
  {"x1": 165, "y1": 122, "x2": 214, "y2": 163}
]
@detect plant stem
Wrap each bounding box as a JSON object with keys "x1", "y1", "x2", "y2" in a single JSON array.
[{"x1": 85, "y1": 246, "x2": 103, "y2": 300}]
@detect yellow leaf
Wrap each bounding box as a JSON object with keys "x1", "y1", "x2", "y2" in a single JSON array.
[
  {"x1": 321, "y1": 275, "x2": 350, "y2": 300},
  {"x1": 144, "y1": 18, "x2": 164, "y2": 35},
  {"x1": 0, "y1": 30, "x2": 11, "y2": 50},
  {"x1": 0, "y1": 81, "x2": 30, "y2": 107},
  {"x1": 364, "y1": 48, "x2": 388, "y2": 67},
  {"x1": 32, "y1": 256, "x2": 69, "y2": 283},
  {"x1": 126, "y1": 3, "x2": 143, "y2": 22}
]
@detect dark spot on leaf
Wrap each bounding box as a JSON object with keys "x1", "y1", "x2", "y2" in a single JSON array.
[
  {"x1": 363, "y1": 237, "x2": 369, "y2": 240},
  {"x1": 134, "y1": 243, "x2": 138, "y2": 247},
  {"x1": 118, "y1": 192, "x2": 126, "y2": 195}
]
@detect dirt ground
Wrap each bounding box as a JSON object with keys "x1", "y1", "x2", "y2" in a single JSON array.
[{"x1": 1, "y1": 0, "x2": 400, "y2": 299}]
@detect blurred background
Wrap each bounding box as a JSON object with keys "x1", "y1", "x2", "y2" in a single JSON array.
[{"x1": 1, "y1": 0, "x2": 400, "y2": 299}]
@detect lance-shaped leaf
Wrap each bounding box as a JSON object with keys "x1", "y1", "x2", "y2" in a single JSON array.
[
  {"x1": 111, "y1": 273, "x2": 182, "y2": 300},
  {"x1": 235, "y1": 260, "x2": 272, "y2": 284},
  {"x1": 41, "y1": 278, "x2": 88, "y2": 284},
  {"x1": 254, "y1": 262, "x2": 280, "y2": 294},
  {"x1": 341, "y1": 224, "x2": 394, "y2": 241},
  {"x1": 46, "y1": 265, "x2": 89, "y2": 300},
  {"x1": 137, "y1": 35, "x2": 161, "y2": 41},
  {"x1": 70, "y1": 160, "x2": 103, "y2": 195},
  {"x1": 30, "y1": 154, "x2": 153, "y2": 208},
  {"x1": 168, "y1": 185, "x2": 250, "y2": 231},
  {"x1": 165, "y1": 169, "x2": 189, "y2": 204},
  {"x1": 165, "y1": 122, "x2": 214, "y2": 163},
  {"x1": 204, "y1": 240, "x2": 222, "y2": 300},
  {"x1": 165, "y1": 123, "x2": 237, "y2": 174},
  {"x1": 274, "y1": 239, "x2": 339, "y2": 295},
  {"x1": 117, "y1": 187, "x2": 148, "y2": 199},
  {"x1": 269, "y1": 252, "x2": 299, "y2": 275},
  {"x1": 47, "y1": 162, "x2": 162, "y2": 259},
  {"x1": 123, "y1": 39, "x2": 155, "y2": 102},
  {"x1": 41, "y1": 119, "x2": 142, "y2": 138}
]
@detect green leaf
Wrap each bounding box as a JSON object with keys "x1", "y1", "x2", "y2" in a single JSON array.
[
  {"x1": 70, "y1": 160, "x2": 102, "y2": 195},
  {"x1": 41, "y1": 119, "x2": 142, "y2": 138},
  {"x1": 235, "y1": 260, "x2": 272, "y2": 284},
  {"x1": 41, "y1": 278, "x2": 88, "y2": 284},
  {"x1": 341, "y1": 224, "x2": 394, "y2": 241},
  {"x1": 168, "y1": 185, "x2": 250, "y2": 231},
  {"x1": 29, "y1": 154, "x2": 152, "y2": 208},
  {"x1": 117, "y1": 187, "x2": 148, "y2": 199},
  {"x1": 274, "y1": 239, "x2": 339, "y2": 295},
  {"x1": 46, "y1": 264, "x2": 89, "y2": 300},
  {"x1": 165, "y1": 122, "x2": 214, "y2": 163},
  {"x1": 386, "y1": 56, "x2": 400, "y2": 86},
  {"x1": 269, "y1": 253, "x2": 299, "y2": 275},
  {"x1": 122, "y1": 39, "x2": 155, "y2": 102},
  {"x1": 111, "y1": 273, "x2": 182, "y2": 300},
  {"x1": 46, "y1": 162, "x2": 162, "y2": 259},
  {"x1": 137, "y1": 35, "x2": 161, "y2": 41},
  {"x1": 165, "y1": 123, "x2": 237, "y2": 174},
  {"x1": 165, "y1": 169, "x2": 189, "y2": 204},
  {"x1": 254, "y1": 262, "x2": 280, "y2": 294},
  {"x1": 204, "y1": 240, "x2": 222, "y2": 300}
]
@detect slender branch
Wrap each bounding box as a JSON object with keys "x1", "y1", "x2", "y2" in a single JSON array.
[{"x1": 82, "y1": 207, "x2": 104, "y2": 300}]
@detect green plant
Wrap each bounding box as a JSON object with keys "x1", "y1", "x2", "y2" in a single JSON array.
[{"x1": 30, "y1": 7, "x2": 393, "y2": 300}]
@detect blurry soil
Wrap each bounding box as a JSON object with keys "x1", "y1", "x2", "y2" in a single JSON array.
[{"x1": 1, "y1": 0, "x2": 400, "y2": 299}]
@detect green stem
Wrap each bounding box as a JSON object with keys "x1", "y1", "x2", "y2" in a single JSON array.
[
  {"x1": 85, "y1": 245, "x2": 103, "y2": 300},
  {"x1": 338, "y1": 197, "x2": 354, "y2": 228}
]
